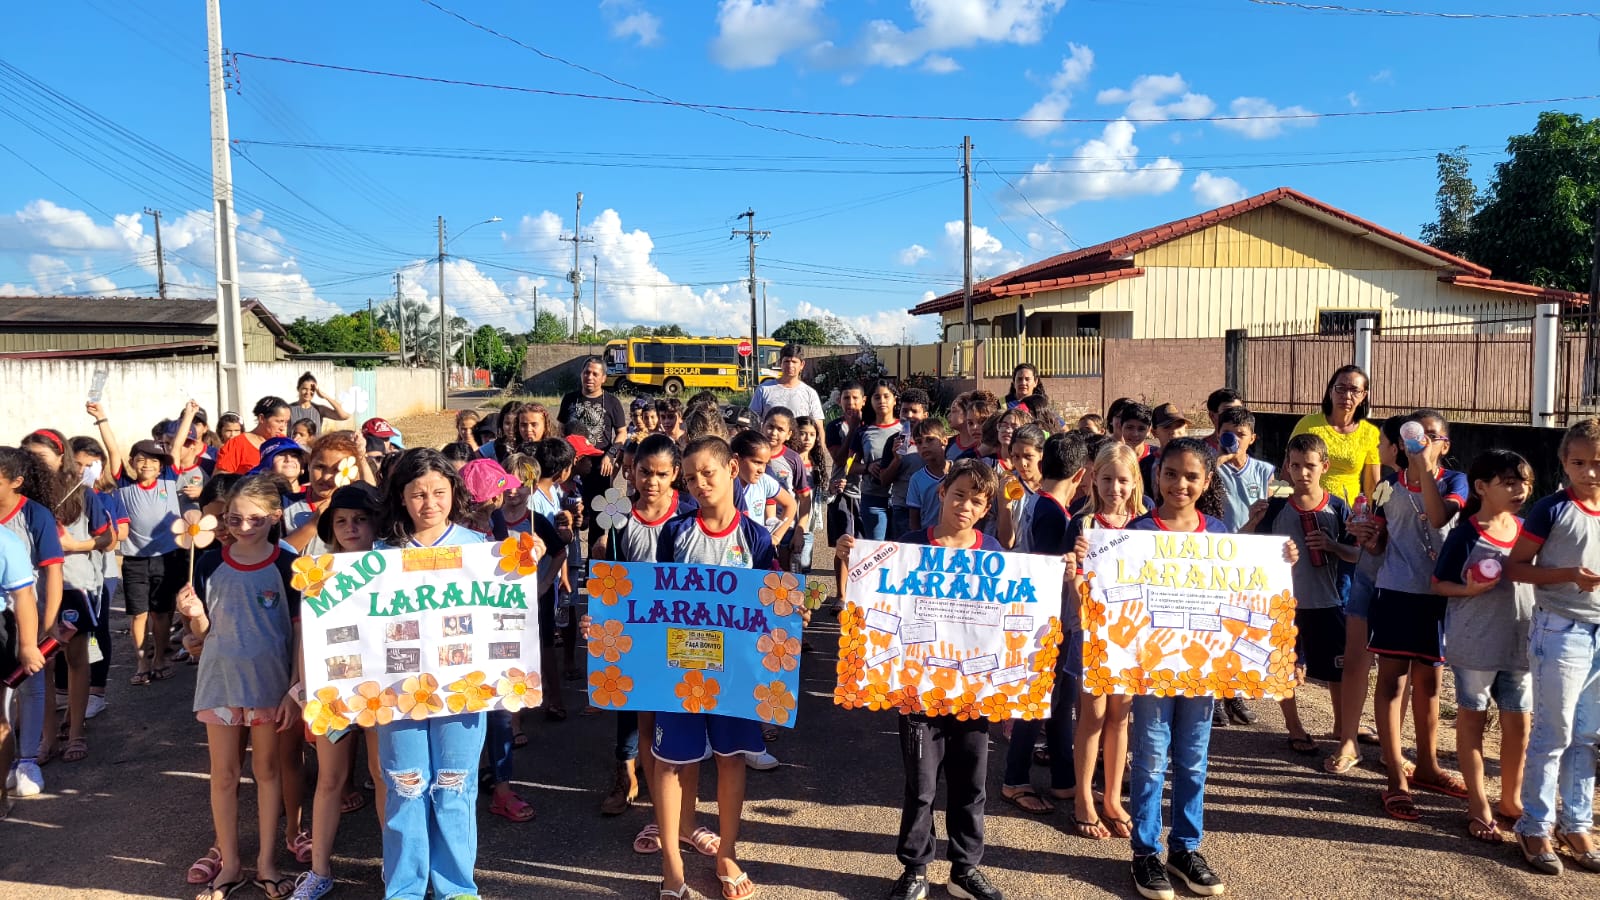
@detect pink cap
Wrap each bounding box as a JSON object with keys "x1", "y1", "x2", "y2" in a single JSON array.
[{"x1": 459, "y1": 458, "x2": 523, "y2": 504}]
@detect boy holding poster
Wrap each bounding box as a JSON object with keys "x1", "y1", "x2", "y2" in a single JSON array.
[
  {"x1": 652, "y1": 435, "x2": 775, "y2": 900},
  {"x1": 837, "y1": 458, "x2": 1008, "y2": 900}
]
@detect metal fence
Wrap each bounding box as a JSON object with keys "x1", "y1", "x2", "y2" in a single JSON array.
[{"x1": 1241, "y1": 327, "x2": 1353, "y2": 413}]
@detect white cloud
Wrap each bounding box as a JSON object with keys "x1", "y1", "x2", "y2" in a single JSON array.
[
  {"x1": 897, "y1": 244, "x2": 930, "y2": 266},
  {"x1": 1012, "y1": 119, "x2": 1183, "y2": 214},
  {"x1": 1346, "y1": 91, "x2": 1360, "y2": 108},
  {"x1": 843, "y1": 0, "x2": 1066, "y2": 69},
  {"x1": 921, "y1": 54, "x2": 961, "y2": 73},
  {"x1": 793, "y1": 299, "x2": 934, "y2": 344},
  {"x1": 709, "y1": 0, "x2": 825, "y2": 69},
  {"x1": 0, "y1": 199, "x2": 139, "y2": 252},
  {"x1": 942, "y1": 220, "x2": 1025, "y2": 279},
  {"x1": 1191, "y1": 172, "x2": 1248, "y2": 208},
  {"x1": 1370, "y1": 68, "x2": 1393, "y2": 83},
  {"x1": 1018, "y1": 42, "x2": 1093, "y2": 138},
  {"x1": 602, "y1": 0, "x2": 662, "y2": 46},
  {"x1": 1214, "y1": 96, "x2": 1316, "y2": 139},
  {"x1": 1096, "y1": 73, "x2": 1214, "y2": 122}
]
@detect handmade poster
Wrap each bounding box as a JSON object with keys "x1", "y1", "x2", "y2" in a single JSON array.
[
  {"x1": 835, "y1": 539, "x2": 1067, "y2": 721},
  {"x1": 1079, "y1": 529, "x2": 1298, "y2": 700},
  {"x1": 584, "y1": 561, "x2": 806, "y2": 728},
  {"x1": 296, "y1": 538, "x2": 544, "y2": 735}
]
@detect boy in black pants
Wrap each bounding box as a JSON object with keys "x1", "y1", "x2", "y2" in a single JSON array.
[{"x1": 838, "y1": 458, "x2": 1007, "y2": 900}]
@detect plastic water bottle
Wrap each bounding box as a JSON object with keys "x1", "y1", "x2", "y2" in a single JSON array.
[
  {"x1": 1400, "y1": 421, "x2": 1428, "y2": 455},
  {"x1": 1219, "y1": 430, "x2": 1240, "y2": 455},
  {"x1": 1470, "y1": 558, "x2": 1502, "y2": 584}
]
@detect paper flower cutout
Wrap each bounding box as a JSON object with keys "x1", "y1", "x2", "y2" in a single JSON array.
[
  {"x1": 496, "y1": 668, "x2": 544, "y2": 712},
  {"x1": 803, "y1": 579, "x2": 829, "y2": 610},
  {"x1": 675, "y1": 670, "x2": 720, "y2": 713},
  {"x1": 496, "y1": 532, "x2": 542, "y2": 578},
  {"x1": 754, "y1": 681, "x2": 796, "y2": 726},
  {"x1": 446, "y1": 671, "x2": 496, "y2": 714},
  {"x1": 395, "y1": 673, "x2": 444, "y2": 720},
  {"x1": 171, "y1": 509, "x2": 218, "y2": 550},
  {"x1": 589, "y1": 664, "x2": 634, "y2": 708},
  {"x1": 595, "y1": 487, "x2": 634, "y2": 532},
  {"x1": 290, "y1": 553, "x2": 336, "y2": 597},
  {"x1": 586, "y1": 618, "x2": 633, "y2": 662},
  {"x1": 589, "y1": 562, "x2": 633, "y2": 606},
  {"x1": 334, "y1": 455, "x2": 360, "y2": 488},
  {"x1": 757, "y1": 628, "x2": 801, "y2": 673},
  {"x1": 304, "y1": 686, "x2": 352, "y2": 736},
  {"x1": 758, "y1": 572, "x2": 802, "y2": 617},
  {"x1": 345, "y1": 680, "x2": 398, "y2": 728}
]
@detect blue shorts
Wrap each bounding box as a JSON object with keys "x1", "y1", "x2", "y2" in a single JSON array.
[
  {"x1": 1346, "y1": 571, "x2": 1377, "y2": 619},
  {"x1": 1451, "y1": 667, "x2": 1533, "y2": 713},
  {"x1": 652, "y1": 711, "x2": 766, "y2": 765}
]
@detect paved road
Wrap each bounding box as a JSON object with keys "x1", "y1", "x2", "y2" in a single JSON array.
[{"x1": 3, "y1": 520, "x2": 1594, "y2": 898}]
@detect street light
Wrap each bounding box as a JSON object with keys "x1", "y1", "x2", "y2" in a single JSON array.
[{"x1": 438, "y1": 215, "x2": 501, "y2": 403}]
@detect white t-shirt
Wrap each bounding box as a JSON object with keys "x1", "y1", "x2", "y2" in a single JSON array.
[{"x1": 750, "y1": 381, "x2": 824, "y2": 422}]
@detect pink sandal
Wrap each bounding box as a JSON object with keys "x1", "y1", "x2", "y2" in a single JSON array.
[
  {"x1": 286, "y1": 829, "x2": 313, "y2": 864},
  {"x1": 186, "y1": 847, "x2": 221, "y2": 885},
  {"x1": 681, "y1": 826, "x2": 721, "y2": 857},
  {"x1": 489, "y1": 790, "x2": 536, "y2": 823}
]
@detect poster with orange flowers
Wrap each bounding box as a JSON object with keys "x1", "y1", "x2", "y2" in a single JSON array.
[
  {"x1": 584, "y1": 561, "x2": 806, "y2": 728},
  {"x1": 1079, "y1": 529, "x2": 1299, "y2": 700},
  {"x1": 835, "y1": 539, "x2": 1067, "y2": 722},
  {"x1": 298, "y1": 542, "x2": 544, "y2": 735}
]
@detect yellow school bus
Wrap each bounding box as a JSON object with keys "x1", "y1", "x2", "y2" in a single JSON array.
[{"x1": 602, "y1": 337, "x2": 783, "y2": 396}]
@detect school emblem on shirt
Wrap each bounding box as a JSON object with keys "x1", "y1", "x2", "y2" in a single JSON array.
[
  {"x1": 1247, "y1": 484, "x2": 1261, "y2": 501},
  {"x1": 256, "y1": 589, "x2": 281, "y2": 609},
  {"x1": 722, "y1": 544, "x2": 750, "y2": 569}
]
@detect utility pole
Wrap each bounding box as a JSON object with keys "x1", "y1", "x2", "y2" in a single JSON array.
[
  {"x1": 366, "y1": 297, "x2": 374, "y2": 341},
  {"x1": 395, "y1": 273, "x2": 406, "y2": 366},
  {"x1": 561, "y1": 192, "x2": 593, "y2": 339},
  {"x1": 961, "y1": 135, "x2": 974, "y2": 344},
  {"x1": 206, "y1": 0, "x2": 245, "y2": 412},
  {"x1": 437, "y1": 215, "x2": 448, "y2": 403},
  {"x1": 762, "y1": 281, "x2": 768, "y2": 337},
  {"x1": 143, "y1": 208, "x2": 167, "y2": 300},
  {"x1": 531, "y1": 284, "x2": 539, "y2": 334},
  {"x1": 592, "y1": 254, "x2": 599, "y2": 335},
  {"x1": 733, "y1": 209, "x2": 769, "y2": 388}
]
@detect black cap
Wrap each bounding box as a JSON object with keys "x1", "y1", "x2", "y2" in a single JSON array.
[
  {"x1": 315, "y1": 483, "x2": 382, "y2": 547},
  {"x1": 128, "y1": 439, "x2": 172, "y2": 463}
]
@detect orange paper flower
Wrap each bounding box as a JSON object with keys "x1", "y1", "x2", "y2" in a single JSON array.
[
  {"x1": 395, "y1": 674, "x2": 444, "y2": 720},
  {"x1": 446, "y1": 671, "x2": 495, "y2": 714},
  {"x1": 290, "y1": 553, "x2": 335, "y2": 597},
  {"x1": 586, "y1": 618, "x2": 634, "y2": 663},
  {"x1": 304, "y1": 686, "x2": 352, "y2": 735},
  {"x1": 344, "y1": 680, "x2": 398, "y2": 728},
  {"x1": 496, "y1": 532, "x2": 542, "y2": 578},
  {"x1": 589, "y1": 562, "x2": 634, "y2": 607},
  {"x1": 675, "y1": 670, "x2": 720, "y2": 713},
  {"x1": 589, "y1": 665, "x2": 634, "y2": 708},
  {"x1": 758, "y1": 572, "x2": 802, "y2": 617},
  {"x1": 757, "y1": 628, "x2": 801, "y2": 673},
  {"x1": 496, "y1": 668, "x2": 544, "y2": 712},
  {"x1": 754, "y1": 680, "x2": 797, "y2": 725}
]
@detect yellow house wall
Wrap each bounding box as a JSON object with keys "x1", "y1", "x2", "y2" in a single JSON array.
[{"x1": 1134, "y1": 203, "x2": 1432, "y2": 271}]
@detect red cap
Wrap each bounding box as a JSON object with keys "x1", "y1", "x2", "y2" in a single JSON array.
[
  {"x1": 362, "y1": 417, "x2": 397, "y2": 439},
  {"x1": 565, "y1": 434, "x2": 603, "y2": 458}
]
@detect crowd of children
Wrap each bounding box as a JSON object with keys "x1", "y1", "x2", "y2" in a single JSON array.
[{"x1": 3, "y1": 349, "x2": 1600, "y2": 900}]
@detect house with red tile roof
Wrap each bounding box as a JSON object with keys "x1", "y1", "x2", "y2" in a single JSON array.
[{"x1": 910, "y1": 187, "x2": 1586, "y2": 342}]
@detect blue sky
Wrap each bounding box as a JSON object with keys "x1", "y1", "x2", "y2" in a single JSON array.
[{"x1": 3, "y1": 0, "x2": 1597, "y2": 342}]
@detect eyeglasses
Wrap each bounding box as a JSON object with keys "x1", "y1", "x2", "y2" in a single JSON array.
[
  {"x1": 1332, "y1": 384, "x2": 1367, "y2": 396},
  {"x1": 225, "y1": 514, "x2": 274, "y2": 529}
]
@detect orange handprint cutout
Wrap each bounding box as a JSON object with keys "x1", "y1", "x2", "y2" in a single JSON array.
[
  {"x1": 1107, "y1": 599, "x2": 1147, "y2": 648},
  {"x1": 1181, "y1": 638, "x2": 1212, "y2": 671},
  {"x1": 1135, "y1": 631, "x2": 1177, "y2": 673}
]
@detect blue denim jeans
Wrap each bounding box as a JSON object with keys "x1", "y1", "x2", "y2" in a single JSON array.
[
  {"x1": 378, "y1": 713, "x2": 486, "y2": 900},
  {"x1": 616, "y1": 711, "x2": 640, "y2": 762},
  {"x1": 1516, "y1": 608, "x2": 1600, "y2": 839},
  {"x1": 485, "y1": 710, "x2": 515, "y2": 785},
  {"x1": 1129, "y1": 695, "x2": 1214, "y2": 857},
  {"x1": 858, "y1": 497, "x2": 891, "y2": 541}
]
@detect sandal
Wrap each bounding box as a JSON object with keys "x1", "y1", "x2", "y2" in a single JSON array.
[
  {"x1": 1357, "y1": 725, "x2": 1381, "y2": 746},
  {"x1": 633, "y1": 823, "x2": 662, "y2": 855},
  {"x1": 543, "y1": 705, "x2": 568, "y2": 722},
  {"x1": 489, "y1": 790, "x2": 536, "y2": 823},
  {"x1": 1000, "y1": 787, "x2": 1055, "y2": 815},
  {"x1": 1380, "y1": 789, "x2": 1420, "y2": 822},
  {"x1": 1517, "y1": 832, "x2": 1564, "y2": 876},
  {"x1": 61, "y1": 738, "x2": 88, "y2": 763},
  {"x1": 1286, "y1": 735, "x2": 1320, "y2": 756},
  {"x1": 1106, "y1": 815, "x2": 1133, "y2": 839},
  {"x1": 187, "y1": 848, "x2": 222, "y2": 885},
  {"x1": 194, "y1": 877, "x2": 248, "y2": 900},
  {"x1": 717, "y1": 871, "x2": 756, "y2": 900},
  {"x1": 286, "y1": 829, "x2": 313, "y2": 864},
  {"x1": 1033, "y1": 747, "x2": 1051, "y2": 767},
  {"x1": 1556, "y1": 828, "x2": 1600, "y2": 873},
  {"x1": 253, "y1": 876, "x2": 296, "y2": 900},
  {"x1": 151, "y1": 664, "x2": 176, "y2": 681},
  {"x1": 340, "y1": 790, "x2": 367, "y2": 814},
  {"x1": 660, "y1": 882, "x2": 694, "y2": 899},
  {"x1": 761, "y1": 726, "x2": 780, "y2": 742},
  {"x1": 1467, "y1": 816, "x2": 1503, "y2": 843},
  {"x1": 1072, "y1": 817, "x2": 1110, "y2": 840},
  {"x1": 129, "y1": 671, "x2": 152, "y2": 686},
  {"x1": 1323, "y1": 753, "x2": 1359, "y2": 775},
  {"x1": 681, "y1": 826, "x2": 721, "y2": 857},
  {"x1": 1412, "y1": 770, "x2": 1468, "y2": 799},
  {"x1": 513, "y1": 732, "x2": 530, "y2": 749}
]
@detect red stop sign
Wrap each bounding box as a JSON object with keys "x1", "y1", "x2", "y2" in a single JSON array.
[{"x1": 737, "y1": 339, "x2": 753, "y2": 357}]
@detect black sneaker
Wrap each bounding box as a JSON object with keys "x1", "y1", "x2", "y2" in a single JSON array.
[
  {"x1": 887, "y1": 868, "x2": 929, "y2": 900},
  {"x1": 1224, "y1": 698, "x2": 1257, "y2": 725},
  {"x1": 1212, "y1": 703, "x2": 1228, "y2": 727},
  {"x1": 1132, "y1": 855, "x2": 1175, "y2": 900},
  {"x1": 948, "y1": 867, "x2": 1003, "y2": 900},
  {"x1": 1166, "y1": 849, "x2": 1226, "y2": 896}
]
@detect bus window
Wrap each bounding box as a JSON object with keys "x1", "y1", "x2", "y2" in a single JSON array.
[
  {"x1": 605, "y1": 345, "x2": 627, "y2": 372},
  {"x1": 638, "y1": 342, "x2": 671, "y2": 364},
  {"x1": 671, "y1": 344, "x2": 703, "y2": 364},
  {"x1": 762, "y1": 347, "x2": 780, "y2": 369},
  {"x1": 704, "y1": 345, "x2": 738, "y2": 365}
]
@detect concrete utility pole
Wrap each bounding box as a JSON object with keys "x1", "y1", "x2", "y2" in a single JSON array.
[
  {"x1": 437, "y1": 215, "x2": 447, "y2": 403},
  {"x1": 762, "y1": 281, "x2": 768, "y2": 337},
  {"x1": 367, "y1": 297, "x2": 373, "y2": 341},
  {"x1": 561, "y1": 192, "x2": 593, "y2": 337},
  {"x1": 395, "y1": 273, "x2": 406, "y2": 365},
  {"x1": 592, "y1": 254, "x2": 599, "y2": 335},
  {"x1": 531, "y1": 284, "x2": 538, "y2": 332},
  {"x1": 961, "y1": 135, "x2": 974, "y2": 343},
  {"x1": 143, "y1": 208, "x2": 167, "y2": 300},
  {"x1": 733, "y1": 209, "x2": 769, "y2": 388},
  {"x1": 206, "y1": 0, "x2": 245, "y2": 412}
]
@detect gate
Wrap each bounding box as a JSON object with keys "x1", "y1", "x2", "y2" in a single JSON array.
[{"x1": 1238, "y1": 322, "x2": 1353, "y2": 414}]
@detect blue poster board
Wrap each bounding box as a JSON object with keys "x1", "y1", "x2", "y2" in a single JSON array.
[{"x1": 585, "y1": 561, "x2": 806, "y2": 728}]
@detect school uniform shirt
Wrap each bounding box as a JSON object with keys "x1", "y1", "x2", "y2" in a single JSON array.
[
  {"x1": 749, "y1": 381, "x2": 825, "y2": 422},
  {"x1": 851, "y1": 421, "x2": 904, "y2": 503},
  {"x1": 1216, "y1": 456, "x2": 1278, "y2": 533},
  {"x1": 173, "y1": 460, "x2": 212, "y2": 513},
  {"x1": 656, "y1": 511, "x2": 777, "y2": 571},
  {"x1": 606, "y1": 492, "x2": 699, "y2": 564},
  {"x1": 735, "y1": 474, "x2": 783, "y2": 527},
  {"x1": 889, "y1": 433, "x2": 925, "y2": 510},
  {"x1": 59, "y1": 490, "x2": 112, "y2": 595},
  {"x1": 1521, "y1": 488, "x2": 1600, "y2": 624},
  {"x1": 116, "y1": 465, "x2": 183, "y2": 557},
  {"x1": 1129, "y1": 510, "x2": 1229, "y2": 534},
  {"x1": 379, "y1": 524, "x2": 488, "y2": 550},
  {"x1": 0, "y1": 526, "x2": 36, "y2": 598},
  {"x1": 1253, "y1": 494, "x2": 1352, "y2": 610},
  {"x1": 0, "y1": 498, "x2": 66, "y2": 588},
  {"x1": 97, "y1": 489, "x2": 128, "y2": 583},
  {"x1": 906, "y1": 467, "x2": 945, "y2": 530},
  {"x1": 946, "y1": 436, "x2": 980, "y2": 462},
  {"x1": 894, "y1": 528, "x2": 1004, "y2": 552},
  {"x1": 530, "y1": 485, "x2": 565, "y2": 526},
  {"x1": 1372, "y1": 469, "x2": 1468, "y2": 595},
  {"x1": 825, "y1": 418, "x2": 861, "y2": 500},
  {"x1": 1433, "y1": 516, "x2": 1535, "y2": 671},
  {"x1": 282, "y1": 494, "x2": 330, "y2": 557},
  {"x1": 192, "y1": 546, "x2": 301, "y2": 712},
  {"x1": 765, "y1": 446, "x2": 811, "y2": 502}
]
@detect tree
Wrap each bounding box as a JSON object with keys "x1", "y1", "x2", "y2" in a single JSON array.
[
  {"x1": 284, "y1": 310, "x2": 388, "y2": 364},
  {"x1": 527, "y1": 311, "x2": 569, "y2": 345},
  {"x1": 772, "y1": 318, "x2": 828, "y2": 346},
  {"x1": 1419, "y1": 146, "x2": 1476, "y2": 258}
]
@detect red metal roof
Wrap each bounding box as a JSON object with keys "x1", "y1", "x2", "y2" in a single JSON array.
[
  {"x1": 1441, "y1": 275, "x2": 1588, "y2": 305},
  {"x1": 989, "y1": 267, "x2": 1145, "y2": 299},
  {"x1": 911, "y1": 187, "x2": 1499, "y2": 316}
]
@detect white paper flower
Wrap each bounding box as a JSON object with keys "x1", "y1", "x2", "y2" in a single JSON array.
[
  {"x1": 595, "y1": 487, "x2": 633, "y2": 532},
  {"x1": 171, "y1": 509, "x2": 218, "y2": 550},
  {"x1": 334, "y1": 455, "x2": 360, "y2": 488},
  {"x1": 339, "y1": 386, "x2": 371, "y2": 418}
]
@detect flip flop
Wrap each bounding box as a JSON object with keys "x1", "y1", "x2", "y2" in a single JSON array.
[
  {"x1": 61, "y1": 738, "x2": 88, "y2": 763},
  {"x1": 129, "y1": 671, "x2": 152, "y2": 686},
  {"x1": 1467, "y1": 816, "x2": 1503, "y2": 844},
  {"x1": 194, "y1": 878, "x2": 248, "y2": 900},
  {"x1": 1073, "y1": 817, "x2": 1110, "y2": 840},
  {"x1": 1380, "y1": 789, "x2": 1420, "y2": 822},
  {"x1": 681, "y1": 826, "x2": 721, "y2": 857},
  {"x1": 286, "y1": 829, "x2": 313, "y2": 864},
  {"x1": 1286, "y1": 736, "x2": 1320, "y2": 756},
  {"x1": 1323, "y1": 753, "x2": 1360, "y2": 775},
  {"x1": 717, "y1": 871, "x2": 757, "y2": 900},
  {"x1": 253, "y1": 876, "x2": 296, "y2": 900},
  {"x1": 1357, "y1": 726, "x2": 1381, "y2": 746},
  {"x1": 1001, "y1": 787, "x2": 1055, "y2": 815},
  {"x1": 633, "y1": 823, "x2": 662, "y2": 855},
  {"x1": 1412, "y1": 771, "x2": 1468, "y2": 799},
  {"x1": 187, "y1": 848, "x2": 222, "y2": 885},
  {"x1": 1106, "y1": 816, "x2": 1133, "y2": 839},
  {"x1": 151, "y1": 665, "x2": 176, "y2": 681},
  {"x1": 339, "y1": 790, "x2": 367, "y2": 814}
]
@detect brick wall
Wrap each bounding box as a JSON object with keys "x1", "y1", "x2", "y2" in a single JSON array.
[{"x1": 520, "y1": 344, "x2": 599, "y2": 394}]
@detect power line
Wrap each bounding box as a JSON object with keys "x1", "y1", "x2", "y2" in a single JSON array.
[
  {"x1": 1245, "y1": 1, "x2": 1598, "y2": 19},
  {"x1": 979, "y1": 159, "x2": 1076, "y2": 248},
  {"x1": 231, "y1": 52, "x2": 1600, "y2": 126}
]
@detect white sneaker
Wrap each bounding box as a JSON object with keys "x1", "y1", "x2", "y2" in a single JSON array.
[
  {"x1": 86, "y1": 694, "x2": 108, "y2": 719},
  {"x1": 12, "y1": 760, "x2": 43, "y2": 797},
  {"x1": 4, "y1": 765, "x2": 14, "y2": 791},
  {"x1": 745, "y1": 750, "x2": 780, "y2": 771}
]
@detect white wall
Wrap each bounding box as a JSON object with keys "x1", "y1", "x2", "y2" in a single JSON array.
[{"x1": 0, "y1": 359, "x2": 440, "y2": 442}]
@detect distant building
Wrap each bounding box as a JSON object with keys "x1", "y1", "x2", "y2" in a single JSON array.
[
  {"x1": 0, "y1": 295, "x2": 301, "y2": 361},
  {"x1": 910, "y1": 187, "x2": 1585, "y2": 340}
]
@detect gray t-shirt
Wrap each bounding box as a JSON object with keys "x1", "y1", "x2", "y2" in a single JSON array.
[
  {"x1": 1522, "y1": 489, "x2": 1600, "y2": 624},
  {"x1": 288, "y1": 402, "x2": 324, "y2": 434},
  {"x1": 851, "y1": 421, "x2": 905, "y2": 501},
  {"x1": 1374, "y1": 470, "x2": 1469, "y2": 595},
  {"x1": 116, "y1": 467, "x2": 183, "y2": 557},
  {"x1": 1434, "y1": 517, "x2": 1534, "y2": 671},
  {"x1": 750, "y1": 381, "x2": 824, "y2": 423},
  {"x1": 192, "y1": 547, "x2": 301, "y2": 711},
  {"x1": 1255, "y1": 494, "x2": 1352, "y2": 610},
  {"x1": 889, "y1": 427, "x2": 924, "y2": 508}
]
